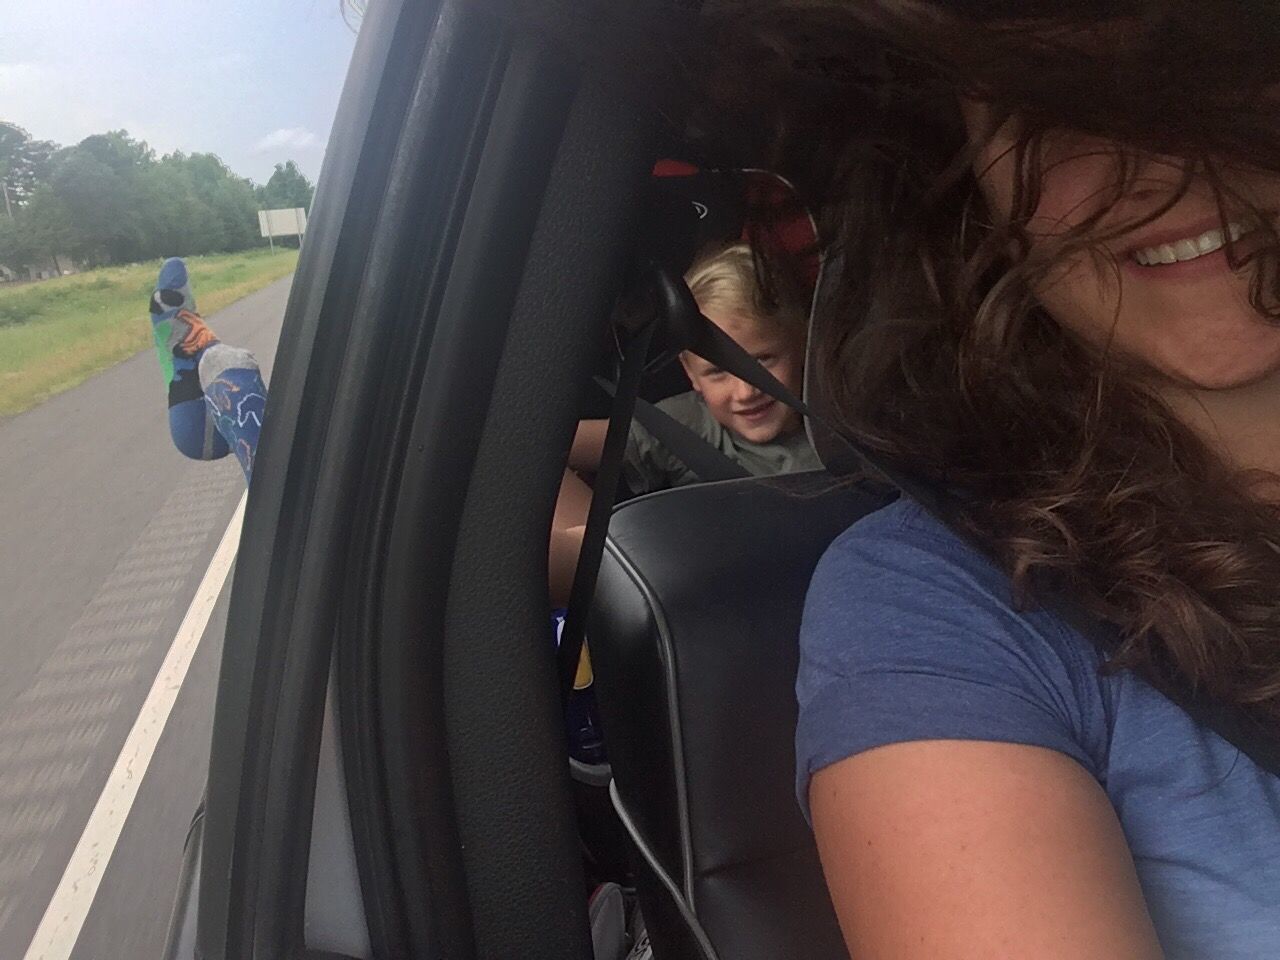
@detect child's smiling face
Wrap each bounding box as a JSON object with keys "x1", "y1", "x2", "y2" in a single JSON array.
[{"x1": 680, "y1": 307, "x2": 805, "y2": 444}]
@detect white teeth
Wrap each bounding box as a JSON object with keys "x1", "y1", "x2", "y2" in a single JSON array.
[
  {"x1": 1133, "y1": 221, "x2": 1244, "y2": 267},
  {"x1": 1197, "y1": 228, "x2": 1225, "y2": 254}
]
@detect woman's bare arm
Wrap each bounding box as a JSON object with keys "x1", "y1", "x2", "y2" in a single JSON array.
[{"x1": 811, "y1": 740, "x2": 1164, "y2": 960}]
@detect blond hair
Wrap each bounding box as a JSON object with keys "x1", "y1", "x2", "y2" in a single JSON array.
[{"x1": 684, "y1": 242, "x2": 807, "y2": 337}]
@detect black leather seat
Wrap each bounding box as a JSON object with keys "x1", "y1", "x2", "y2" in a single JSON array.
[{"x1": 588, "y1": 470, "x2": 893, "y2": 959}]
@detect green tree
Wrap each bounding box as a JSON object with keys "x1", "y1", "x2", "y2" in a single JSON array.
[
  {"x1": 258, "y1": 160, "x2": 315, "y2": 211},
  {"x1": 136, "y1": 151, "x2": 261, "y2": 257},
  {"x1": 1, "y1": 124, "x2": 294, "y2": 270},
  {"x1": 0, "y1": 185, "x2": 77, "y2": 273},
  {"x1": 0, "y1": 122, "x2": 56, "y2": 217},
  {"x1": 75, "y1": 130, "x2": 154, "y2": 177},
  {"x1": 183, "y1": 152, "x2": 255, "y2": 251},
  {"x1": 137, "y1": 154, "x2": 210, "y2": 256},
  {"x1": 38, "y1": 131, "x2": 164, "y2": 264},
  {"x1": 50, "y1": 145, "x2": 145, "y2": 265},
  {"x1": 25, "y1": 186, "x2": 77, "y2": 272},
  {"x1": 0, "y1": 211, "x2": 38, "y2": 270}
]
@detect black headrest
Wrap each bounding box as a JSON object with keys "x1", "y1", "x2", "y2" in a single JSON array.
[
  {"x1": 647, "y1": 160, "x2": 820, "y2": 284},
  {"x1": 588, "y1": 472, "x2": 893, "y2": 960}
]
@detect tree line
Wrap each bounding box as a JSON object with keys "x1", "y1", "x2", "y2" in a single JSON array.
[{"x1": 0, "y1": 121, "x2": 316, "y2": 275}]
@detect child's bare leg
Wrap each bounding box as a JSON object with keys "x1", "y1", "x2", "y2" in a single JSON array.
[
  {"x1": 549, "y1": 468, "x2": 593, "y2": 607},
  {"x1": 549, "y1": 524, "x2": 586, "y2": 609}
]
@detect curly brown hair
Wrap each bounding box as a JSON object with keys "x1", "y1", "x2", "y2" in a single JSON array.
[
  {"x1": 694, "y1": 0, "x2": 1280, "y2": 722},
  {"x1": 504, "y1": 0, "x2": 1280, "y2": 723}
]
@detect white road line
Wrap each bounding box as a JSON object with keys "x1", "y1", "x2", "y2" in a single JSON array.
[{"x1": 21, "y1": 492, "x2": 247, "y2": 960}]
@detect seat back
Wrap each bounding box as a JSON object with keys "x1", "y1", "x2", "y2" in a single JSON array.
[{"x1": 588, "y1": 471, "x2": 892, "y2": 959}]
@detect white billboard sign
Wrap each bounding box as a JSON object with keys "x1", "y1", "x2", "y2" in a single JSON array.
[{"x1": 258, "y1": 207, "x2": 308, "y2": 241}]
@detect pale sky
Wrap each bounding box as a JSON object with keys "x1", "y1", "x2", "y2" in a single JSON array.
[{"x1": 1, "y1": 0, "x2": 360, "y2": 185}]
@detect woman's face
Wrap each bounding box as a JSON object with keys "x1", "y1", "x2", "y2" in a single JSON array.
[{"x1": 965, "y1": 102, "x2": 1280, "y2": 391}]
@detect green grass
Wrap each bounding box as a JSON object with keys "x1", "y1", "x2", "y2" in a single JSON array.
[{"x1": 0, "y1": 248, "x2": 298, "y2": 416}]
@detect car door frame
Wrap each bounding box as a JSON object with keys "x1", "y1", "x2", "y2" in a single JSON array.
[{"x1": 173, "y1": 1, "x2": 662, "y2": 957}]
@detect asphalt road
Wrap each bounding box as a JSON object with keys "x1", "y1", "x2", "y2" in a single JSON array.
[{"x1": 0, "y1": 274, "x2": 291, "y2": 959}]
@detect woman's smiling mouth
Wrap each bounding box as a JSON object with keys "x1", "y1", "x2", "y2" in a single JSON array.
[{"x1": 1130, "y1": 217, "x2": 1261, "y2": 267}]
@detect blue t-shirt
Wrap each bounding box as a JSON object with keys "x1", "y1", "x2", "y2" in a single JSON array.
[{"x1": 797, "y1": 498, "x2": 1280, "y2": 959}]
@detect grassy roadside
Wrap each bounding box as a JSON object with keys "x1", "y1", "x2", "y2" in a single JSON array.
[{"x1": 0, "y1": 248, "x2": 298, "y2": 417}]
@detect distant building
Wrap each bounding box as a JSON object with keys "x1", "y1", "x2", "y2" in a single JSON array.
[{"x1": 0, "y1": 257, "x2": 78, "y2": 283}]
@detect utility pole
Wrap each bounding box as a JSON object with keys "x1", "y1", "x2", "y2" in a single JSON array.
[{"x1": 2, "y1": 182, "x2": 12, "y2": 219}]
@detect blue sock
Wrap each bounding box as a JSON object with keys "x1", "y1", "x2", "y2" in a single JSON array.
[
  {"x1": 149, "y1": 258, "x2": 229, "y2": 461},
  {"x1": 199, "y1": 344, "x2": 267, "y2": 482}
]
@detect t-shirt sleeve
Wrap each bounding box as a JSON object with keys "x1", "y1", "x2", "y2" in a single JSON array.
[{"x1": 796, "y1": 507, "x2": 1106, "y2": 814}]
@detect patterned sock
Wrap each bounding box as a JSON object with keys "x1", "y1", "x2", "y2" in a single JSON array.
[
  {"x1": 149, "y1": 257, "x2": 229, "y2": 461},
  {"x1": 199, "y1": 344, "x2": 267, "y2": 482}
]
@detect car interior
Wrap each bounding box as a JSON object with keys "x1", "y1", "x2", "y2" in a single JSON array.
[
  {"x1": 159, "y1": 1, "x2": 905, "y2": 958},
  {"x1": 557, "y1": 161, "x2": 890, "y2": 960}
]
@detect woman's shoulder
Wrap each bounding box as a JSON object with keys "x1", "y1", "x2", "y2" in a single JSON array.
[
  {"x1": 820, "y1": 496, "x2": 1007, "y2": 590},
  {"x1": 798, "y1": 497, "x2": 1112, "y2": 793},
  {"x1": 808, "y1": 497, "x2": 1055, "y2": 641}
]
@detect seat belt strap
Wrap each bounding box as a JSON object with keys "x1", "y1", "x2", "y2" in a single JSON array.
[
  {"x1": 649, "y1": 265, "x2": 1280, "y2": 780},
  {"x1": 558, "y1": 323, "x2": 656, "y2": 703},
  {"x1": 1046, "y1": 597, "x2": 1280, "y2": 777},
  {"x1": 594, "y1": 377, "x2": 750, "y2": 484}
]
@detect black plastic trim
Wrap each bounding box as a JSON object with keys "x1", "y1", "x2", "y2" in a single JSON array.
[
  {"x1": 335, "y1": 7, "x2": 510, "y2": 959},
  {"x1": 374, "y1": 39, "x2": 581, "y2": 956},
  {"x1": 379, "y1": 52, "x2": 654, "y2": 959}
]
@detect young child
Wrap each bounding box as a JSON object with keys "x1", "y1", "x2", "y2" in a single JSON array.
[
  {"x1": 148, "y1": 257, "x2": 268, "y2": 481},
  {"x1": 549, "y1": 241, "x2": 820, "y2": 604},
  {"x1": 578, "y1": 241, "x2": 818, "y2": 489}
]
